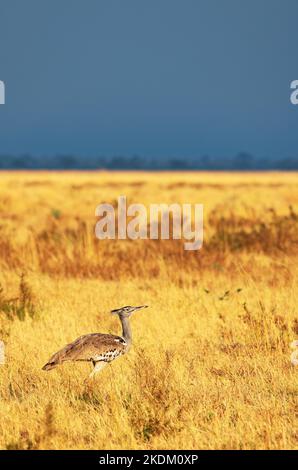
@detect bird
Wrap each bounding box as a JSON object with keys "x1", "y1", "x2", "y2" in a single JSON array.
[
  {"x1": 42, "y1": 305, "x2": 148, "y2": 378},
  {"x1": 290, "y1": 340, "x2": 298, "y2": 366}
]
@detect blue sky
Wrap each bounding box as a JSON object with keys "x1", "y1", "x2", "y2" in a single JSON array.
[{"x1": 0, "y1": 0, "x2": 297, "y2": 161}]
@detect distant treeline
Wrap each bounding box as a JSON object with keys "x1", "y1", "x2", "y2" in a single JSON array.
[{"x1": 0, "y1": 153, "x2": 298, "y2": 170}]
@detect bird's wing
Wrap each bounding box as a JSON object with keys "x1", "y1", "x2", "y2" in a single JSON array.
[{"x1": 43, "y1": 333, "x2": 127, "y2": 368}]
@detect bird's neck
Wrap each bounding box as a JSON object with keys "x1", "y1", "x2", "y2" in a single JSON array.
[{"x1": 120, "y1": 315, "x2": 132, "y2": 346}]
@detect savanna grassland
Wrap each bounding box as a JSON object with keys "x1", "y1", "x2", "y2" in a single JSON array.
[{"x1": 0, "y1": 171, "x2": 297, "y2": 450}]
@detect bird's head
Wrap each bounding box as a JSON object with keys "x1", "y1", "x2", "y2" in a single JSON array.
[{"x1": 110, "y1": 305, "x2": 148, "y2": 318}]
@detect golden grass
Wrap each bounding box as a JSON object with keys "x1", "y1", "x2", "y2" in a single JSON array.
[{"x1": 0, "y1": 170, "x2": 297, "y2": 450}]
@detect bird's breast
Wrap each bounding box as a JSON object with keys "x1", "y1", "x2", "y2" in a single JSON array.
[{"x1": 94, "y1": 348, "x2": 125, "y2": 363}]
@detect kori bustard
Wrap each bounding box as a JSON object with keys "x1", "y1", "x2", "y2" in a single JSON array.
[{"x1": 42, "y1": 305, "x2": 148, "y2": 378}]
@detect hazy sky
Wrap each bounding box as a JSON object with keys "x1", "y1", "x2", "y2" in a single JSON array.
[{"x1": 0, "y1": 0, "x2": 298, "y2": 160}]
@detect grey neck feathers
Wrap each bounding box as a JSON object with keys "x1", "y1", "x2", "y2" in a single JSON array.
[{"x1": 119, "y1": 315, "x2": 132, "y2": 346}]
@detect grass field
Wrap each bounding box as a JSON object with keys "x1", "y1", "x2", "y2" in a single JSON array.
[{"x1": 0, "y1": 171, "x2": 297, "y2": 450}]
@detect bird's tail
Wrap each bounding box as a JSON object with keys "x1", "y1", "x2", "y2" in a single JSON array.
[{"x1": 42, "y1": 361, "x2": 57, "y2": 371}]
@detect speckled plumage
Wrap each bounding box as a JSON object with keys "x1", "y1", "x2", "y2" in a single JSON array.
[{"x1": 42, "y1": 333, "x2": 127, "y2": 370}]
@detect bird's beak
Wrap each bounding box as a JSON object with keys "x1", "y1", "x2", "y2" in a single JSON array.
[{"x1": 134, "y1": 305, "x2": 148, "y2": 312}]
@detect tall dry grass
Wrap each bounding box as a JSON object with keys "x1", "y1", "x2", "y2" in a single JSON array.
[{"x1": 0, "y1": 171, "x2": 297, "y2": 449}]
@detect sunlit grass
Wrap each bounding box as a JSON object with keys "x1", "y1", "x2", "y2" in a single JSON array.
[{"x1": 0, "y1": 171, "x2": 297, "y2": 449}]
